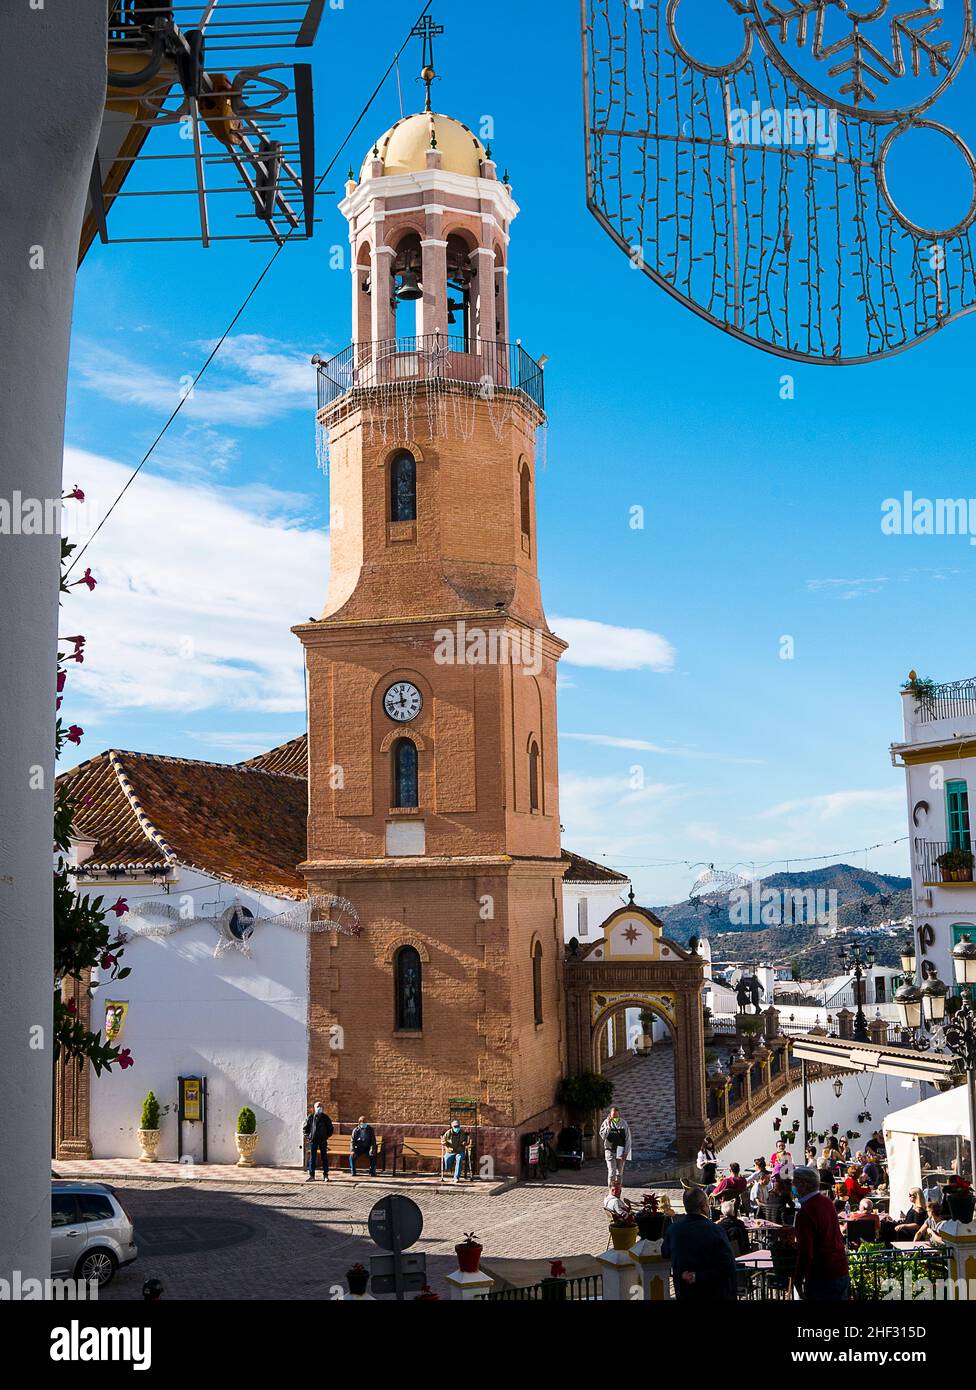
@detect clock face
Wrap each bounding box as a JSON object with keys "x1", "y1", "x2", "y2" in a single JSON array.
[{"x1": 383, "y1": 681, "x2": 422, "y2": 723}]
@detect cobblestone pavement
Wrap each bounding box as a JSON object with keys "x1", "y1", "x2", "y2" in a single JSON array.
[
  {"x1": 86, "y1": 1170, "x2": 683, "y2": 1301},
  {"x1": 609, "y1": 1041, "x2": 677, "y2": 1164}
]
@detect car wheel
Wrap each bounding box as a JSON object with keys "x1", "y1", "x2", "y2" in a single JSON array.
[{"x1": 76, "y1": 1248, "x2": 117, "y2": 1287}]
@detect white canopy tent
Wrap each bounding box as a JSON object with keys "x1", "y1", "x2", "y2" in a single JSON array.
[{"x1": 884, "y1": 1086, "x2": 972, "y2": 1216}]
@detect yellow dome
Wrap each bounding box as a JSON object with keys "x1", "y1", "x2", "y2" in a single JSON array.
[{"x1": 360, "y1": 112, "x2": 487, "y2": 181}]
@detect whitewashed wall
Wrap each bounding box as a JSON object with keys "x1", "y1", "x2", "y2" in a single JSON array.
[
  {"x1": 714, "y1": 1070, "x2": 929, "y2": 1171},
  {"x1": 562, "y1": 881, "x2": 629, "y2": 943},
  {"x1": 87, "y1": 870, "x2": 308, "y2": 1167}
]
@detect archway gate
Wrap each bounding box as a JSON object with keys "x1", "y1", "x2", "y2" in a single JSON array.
[{"x1": 563, "y1": 902, "x2": 706, "y2": 1162}]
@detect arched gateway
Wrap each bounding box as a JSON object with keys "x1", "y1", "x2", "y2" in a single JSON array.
[{"x1": 564, "y1": 901, "x2": 707, "y2": 1162}]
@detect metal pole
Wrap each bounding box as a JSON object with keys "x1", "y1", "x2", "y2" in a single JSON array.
[
  {"x1": 968, "y1": 1069, "x2": 976, "y2": 1190},
  {"x1": 801, "y1": 1059, "x2": 809, "y2": 1155}
]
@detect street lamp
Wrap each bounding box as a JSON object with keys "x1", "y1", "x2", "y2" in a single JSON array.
[
  {"x1": 894, "y1": 980, "x2": 923, "y2": 1031},
  {"x1": 952, "y1": 934, "x2": 976, "y2": 991},
  {"x1": 839, "y1": 940, "x2": 875, "y2": 1042},
  {"x1": 900, "y1": 937, "x2": 917, "y2": 975},
  {"x1": 832, "y1": 1078, "x2": 844, "y2": 1099}
]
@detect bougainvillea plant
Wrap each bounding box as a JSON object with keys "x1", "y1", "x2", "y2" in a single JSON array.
[{"x1": 55, "y1": 521, "x2": 133, "y2": 1075}]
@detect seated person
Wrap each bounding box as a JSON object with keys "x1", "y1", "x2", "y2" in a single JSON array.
[
  {"x1": 765, "y1": 1175, "x2": 796, "y2": 1227},
  {"x1": 747, "y1": 1158, "x2": 772, "y2": 1212},
  {"x1": 716, "y1": 1199, "x2": 750, "y2": 1257},
  {"x1": 712, "y1": 1162, "x2": 748, "y2": 1204},
  {"x1": 865, "y1": 1130, "x2": 886, "y2": 1161},
  {"x1": 441, "y1": 1120, "x2": 469, "y2": 1181},
  {"x1": 818, "y1": 1149, "x2": 838, "y2": 1190},
  {"x1": 603, "y1": 1183, "x2": 633, "y2": 1223},
  {"x1": 894, "y1": 1189, "x2": 927, "y2": 1238},
  {"x1": 853, "y1": 1197, "x2": 880, "y2": 1240},
  {"x1": 913, "y1": 1199, "x2": 945, "y2": 1244},
  {"x1": 843, "y1": 1165, "x2": 872, "y2": 1202},
  {"x1": 856, "y1": 1149, "x2": 884, "y2": 1188}
]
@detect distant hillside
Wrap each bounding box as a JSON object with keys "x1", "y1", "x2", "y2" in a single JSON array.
[{"x1": 653, "y1": 863, "x2": 911, "y2": 976}]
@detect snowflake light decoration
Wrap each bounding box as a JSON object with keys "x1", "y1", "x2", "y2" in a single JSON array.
[{"x1": 582, "y1": 0, "x2": 976, "y2": 362}]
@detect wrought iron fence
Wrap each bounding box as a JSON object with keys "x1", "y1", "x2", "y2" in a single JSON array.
[
  {"x1": 910, "y1": 678, "x2": 976, "y2": 724},
  {"x1": 915, "y1": 838, "x2": 976, "y2": 884},
  {"x1": 315, "y1": 334, "x2": 545, "y2": 415},
  {"x1": 848, "y1": 1247, "x2": 952, "y2": 1301},
  {"x1": 478, "y1": 1273, "x2": 602, "y2": 1301}
]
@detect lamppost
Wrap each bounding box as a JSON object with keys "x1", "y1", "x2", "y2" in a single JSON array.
[
  {"x1": 895, "y1": 934, "x2": 976, "y2": 1188},
  {"x1": 838, "y1": 940, "x2": 875, "y2": 1043}
]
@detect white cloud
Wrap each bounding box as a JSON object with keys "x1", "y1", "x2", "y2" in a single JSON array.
[
  {"x1": 184, "y1": 730, "x2": 302, "y2": 758},
  {"x1": 759, "y1": 788, "x2": 904, "y2": 821},
  {"x1": 561, "y1": 732, "x2": 763, "y2": 764},
  {"x1": 551, "y1": 616, "x2": 676, "y2": 671},
  {"x1": 73, "y1": 333, "x2": 315, "y2": 428},
  {"x1": 60, "y1": 447, "x2": 328, "y2": 717}
]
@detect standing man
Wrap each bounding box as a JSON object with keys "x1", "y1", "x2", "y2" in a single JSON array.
[
  {"x1": 303, "y1": 1101, "x2": 334, "y2": 1182},
  {"x1": 600, "y1": 1106, "x2": 633, "y2": 1186},
  {"x1": 792, "y1": 1165, "x2": 849, "y2": 1300},
  {"x1": 349, "y1": 1116, "x2": 377, "y2": 1178},
  {"x1": 662, "y1": 1187, "x2": 737, "y2": 1300},
  {"x1": 441, "y1": 1119, "x2": 470, "y2": 1183}
]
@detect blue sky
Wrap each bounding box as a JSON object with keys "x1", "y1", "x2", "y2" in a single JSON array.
[{"x1": 61, "y1": 1, "x2": 976, "y2": 903}]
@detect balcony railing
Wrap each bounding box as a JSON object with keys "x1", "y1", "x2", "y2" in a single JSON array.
[
  {"x1": 315, "y1": 334, "x2": 545, "y2": 416},
  {"x1": 915, "y1": 837, "x2": 976, "y2": 884},
  {"x1": 910, "y1": 677, "x2": 976, "y2": 724}
]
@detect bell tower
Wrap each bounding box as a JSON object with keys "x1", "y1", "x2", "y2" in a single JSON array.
[{"x1": 296, "y1": 29, "x2": 566, "y2": 1173}]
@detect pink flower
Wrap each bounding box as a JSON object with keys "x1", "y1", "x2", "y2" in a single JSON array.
[
  {"x1": 65, "y1": 999, "x2": 77, "y2": 1016},
  {"x1": 100, "y1": 953, "x2": 116, "y2": 970},
  {"x1": 56, "y1": 697, "x2": 62, "y2": 711},
  {"x1": 109, "y1": 897, "x2": 128, "y2": 918},
  {"x1": 73, "y1": 569, "x2": 96, "y2": 592},
  {"x1": 62, "y1": 636, "x2": 86, "y2": 664},
  {"x1": 66, "y1": 725, "x2": 83, "y2": 744},
  {"x1": 117, "y1": 1049, "x2": 134, "y2": 1070},
  {"x1": 57, "y1": 670, "x2": 66, "y2": 692},
  {"x1": 66, "y1": 486, "x2": 85, "y2": 502}
]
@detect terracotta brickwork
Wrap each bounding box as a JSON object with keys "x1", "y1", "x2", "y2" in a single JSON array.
[{"x1": 55, "y1": 972, "x2": 93, "y2": 1159}]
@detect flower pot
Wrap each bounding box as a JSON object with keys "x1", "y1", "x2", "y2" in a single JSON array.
[
  {"x1": 944, "y1": 1189, "x2": 976, "y2": 1223},
  {"x1": 636, "y1": 1211, "x2": 666, "y2": 1242},
  {"x1": 948, "y1": 867, "x2": 974, "y2": 883},
  {"x1": 137, "y1": 1128, "x2": 160, "y2": 1162},
  {"x1": 609, "y1": 1222, "x2": 638, "y2": 1251},
  {"x1": 455, "y1": 1241, "x2": 483, "y2": 1273},
  {"x1": 540, "y1": 1276, "x2": 568, "y2": 1302},
  {"x1": 235, "y1": 1131, "x2": 258, "y2": 1167},
  {"x1": 346, "y1": 1266, "x2": 370, "y2": 1297}
]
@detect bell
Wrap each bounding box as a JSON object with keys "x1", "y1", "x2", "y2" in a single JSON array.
[{"x1": 395, "y1": 268, "x2": 423, "y2": 301}]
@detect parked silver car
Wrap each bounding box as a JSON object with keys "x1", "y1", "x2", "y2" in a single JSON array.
[{"x1": 51, "y1": 1180, "x2": 138, "y2": 1287}]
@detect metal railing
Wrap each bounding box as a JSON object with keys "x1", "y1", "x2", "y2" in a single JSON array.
[
  {"x1": 910, "y1": 678, "x2": 976, "y2": 724},
  {"x1": 848, "y1": 1246, "x2": 952, "y2": 1300},
  {"x1": 915, "y1": 837, "x2": 976, "y2": 884},
  {"x1": 315, "y1": 334, "x2": 545, "y2": 415},
  {"x1": 478, "y1": 1273, "x2": 602, "y2": 1301}
]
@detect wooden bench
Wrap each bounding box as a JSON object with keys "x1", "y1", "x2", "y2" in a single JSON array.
[
  {"x1": 397, "y1": 1137, "x2": 472, "y2": 1178},
  {"x1": 319, "y1": 1135, "x2": 386, "y2": 1172}
]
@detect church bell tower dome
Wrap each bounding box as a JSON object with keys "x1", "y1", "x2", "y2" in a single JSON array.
[{"x1": 360, "y1": 111, "x2": 487, "y2": 181}]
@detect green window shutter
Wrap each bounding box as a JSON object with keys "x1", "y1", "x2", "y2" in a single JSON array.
[{"x1": 946, "y1": 780, "x2": 971, "y2": 850}]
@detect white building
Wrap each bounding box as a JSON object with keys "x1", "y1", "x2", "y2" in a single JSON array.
[
  {"x1": 891, "y1": 674, "x2": 976, "y2": 991},
  {"x1": 560, "y1": 851, "x2": 631, "y2": 944}
]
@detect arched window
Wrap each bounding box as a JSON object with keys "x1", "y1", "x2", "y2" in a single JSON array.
[
  {"x1": 393, "y1": 738, "x2": 419, "y2": 808},
  {"x1": 390, "y1": 451, "x2": 417, "y2": 522},
  {"x1": 528, "y1": 739, "x2": 541, "y2": 812},
  {"x1": 519, "y1": 462, "x2": 531, "y2": 540},
  {"x1": 395, "y1": 946, "x2": 423, "y2": 1031},
  {"x1": 532, "y1": 940, "x2": 543, "y2": 1025}
]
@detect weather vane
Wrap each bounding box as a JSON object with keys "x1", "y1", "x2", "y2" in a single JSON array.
[
  {"x1": 581, "y1": 1, "x2": 976, "y2": 365},
  {"x1": 412, "y1": 13, "x2": 444, "y2": 112}
]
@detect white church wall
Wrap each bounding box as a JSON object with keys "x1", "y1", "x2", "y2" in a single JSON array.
[
  {"x1": 562, "y1": 881, "x2": 629, "y2": 943},
  {"x1": 86, "y1": 871, "x2": 308, "y2": 1167},
  {"x1": 713, "y1": 1070, "x2": 921, "y2": 1171}
]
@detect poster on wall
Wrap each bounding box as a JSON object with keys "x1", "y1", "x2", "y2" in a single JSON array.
[{"x1": 103, "y1": 1000, "x2": 128, "y2": 1043}]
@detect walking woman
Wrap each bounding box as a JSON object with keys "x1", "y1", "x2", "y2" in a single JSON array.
[{"x1": 600, "y1": 1106, "x2": 633, "y2": 1185}]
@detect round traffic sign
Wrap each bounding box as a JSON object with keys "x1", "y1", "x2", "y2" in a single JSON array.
[{"x1": 367, "y1": 1194, "x2": 423, "y2": 1252}]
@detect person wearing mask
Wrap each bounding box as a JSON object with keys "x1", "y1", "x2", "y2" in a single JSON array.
[
  {"x1": 600, "y1": 1107, "x2": 633, "y2": 1186},
  {"x1": 349, "y1": 1116, "x2": 378, "y2": 1178},
  {"x1": 662, "y1": 1187, "x2": 738, "y2": 1300},
  {"x1": 894, "y1": 1189, "x2": 927, "y2": 1239},
  {"x1": 696, "y1": 1136, "x2": 718, "y2": 1188},
  {"x1": 441, "y1": 1119, "x2": 470, "y2": 1182},
  {"x1": 793, "y1": 1165, "x2": 849, "y2": 1300},
  {"x1": 303, "y1": 1101, "x2": 334, "y2": 1182}
]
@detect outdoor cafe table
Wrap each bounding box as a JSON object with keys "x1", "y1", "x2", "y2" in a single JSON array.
[
  {"x1": 742, "y1": 1218, "x2": 782, "y2": 1249},
  {"x1": 736, "y1": 1249, "x2": 773, "y2": 1268}
]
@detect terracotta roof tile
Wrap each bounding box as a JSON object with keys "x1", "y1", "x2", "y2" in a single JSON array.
[
  {"x1": 239, "y1": 733, "x2": 308, "y2": 778},
  {"x1": 560, "y1": 849, "x2": 629, "y2": 884}
]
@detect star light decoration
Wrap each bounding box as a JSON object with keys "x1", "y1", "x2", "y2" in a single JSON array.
[{"x1": 582, "y1": 0, "x2": 976, "y2": 363}]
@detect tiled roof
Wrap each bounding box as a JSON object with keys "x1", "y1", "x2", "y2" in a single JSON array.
[
  {"x1": 239, "y1": 733, "x2": 308, "y2": 778},
  {"x1": 57, "y1": 749, "x2": 307, "y2": 900},
  {"x1": 560, "y1": 849, "x2": 630, "y2": 884}
]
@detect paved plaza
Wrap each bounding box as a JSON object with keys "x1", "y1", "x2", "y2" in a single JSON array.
[{"x1": 611, "y1": 1041, "x2": 677, "y2": 1165}]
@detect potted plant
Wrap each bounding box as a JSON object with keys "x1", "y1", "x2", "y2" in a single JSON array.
[
  {"x1": 346, "y1": 1263, "x2": 370, "y2": 1297},
  {"x1": 636, "y1": 1192, "x2": 667, "y2": 1242},
  {"x1": 936, "y1": 847, "x2": 974, "y2": 883},
  {"x1": 608, "y1": 1209, "x2": 638, "y2": 1252},
  {"x1": 455, "y1": 1231, "x2": 483, "y2": 1273},
  {"x1": 540, "y1": 1259, "x2": 568, "y2": 1301},
  {"x1": 943, "y1": 1176, "x2": 975, "y2": 1223},
  {"x1": 556, "y1": 1071, "x2": 614, "y2": 1151},
  {"x1": 902, "y1": 673, "x2": 938, "y2": 716},
  {"x1": 138, "y1": 1091, "x2": 161, "y2": 1162},
  {"x1": 235, "y1": 1106, "x2": 258, "y2": 1166}
]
